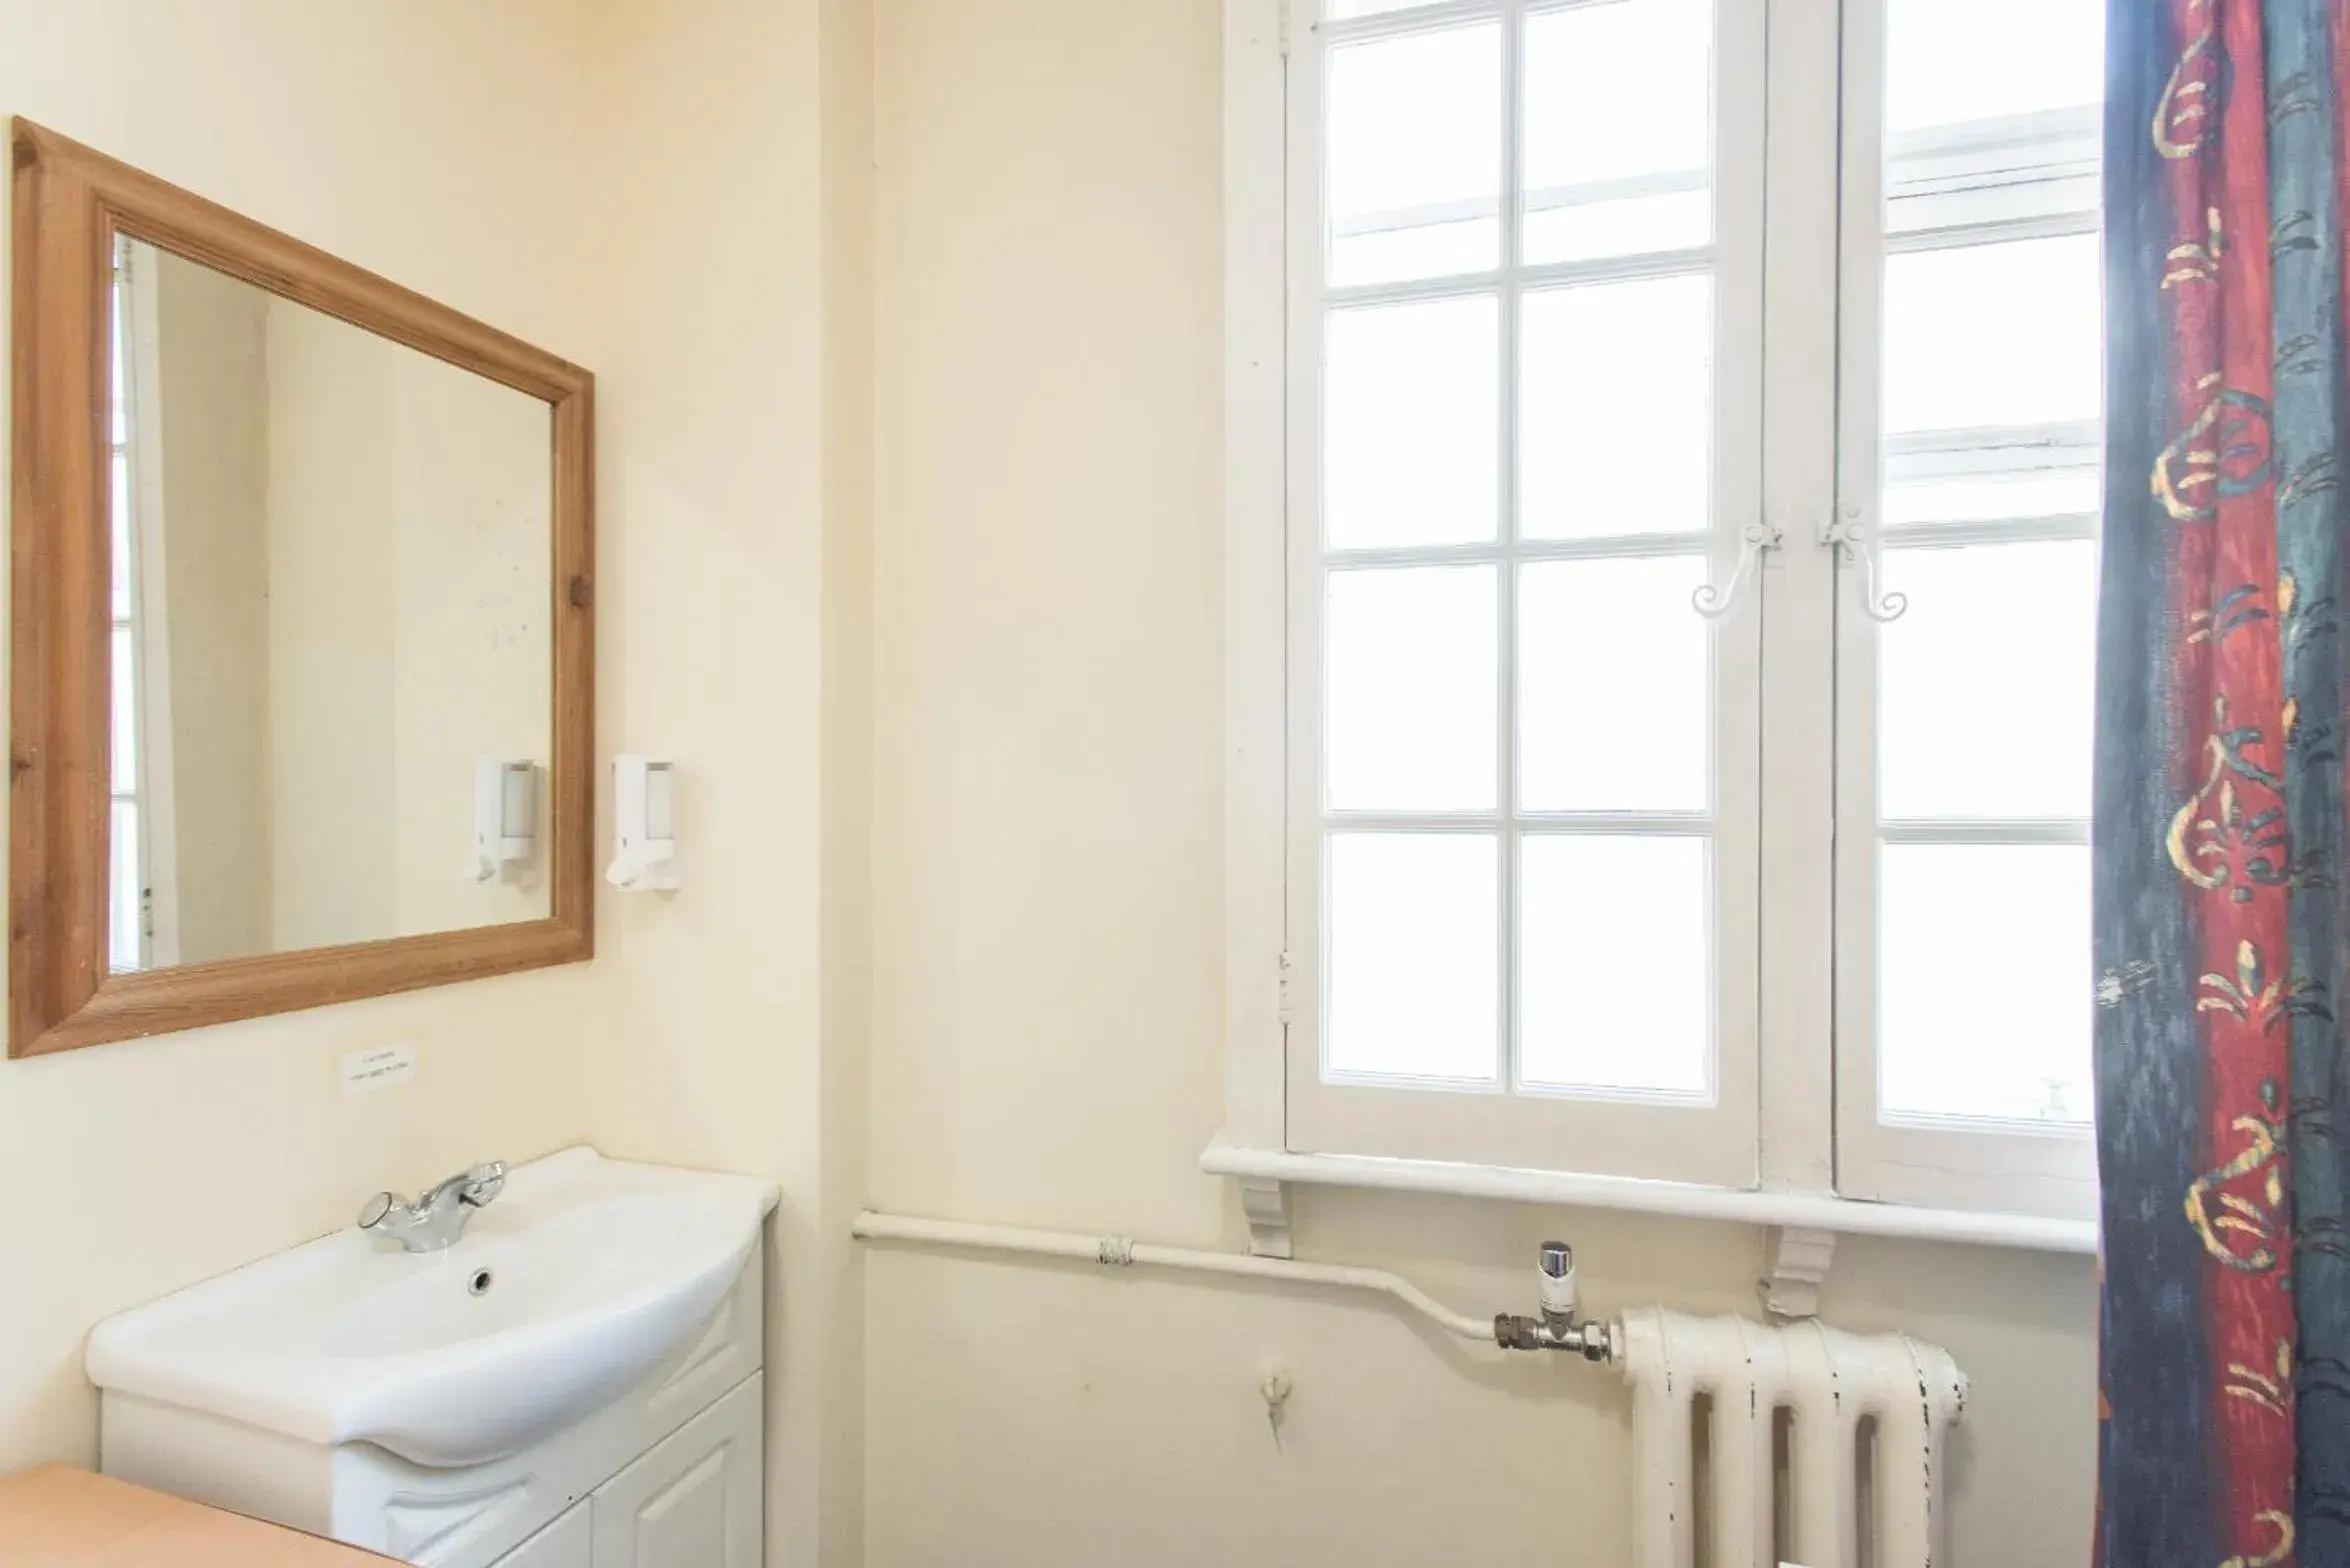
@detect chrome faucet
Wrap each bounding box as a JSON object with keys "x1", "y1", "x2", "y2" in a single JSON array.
[{"x1": 357, "y1": 1162, "x2": 506, "y2": 1253}]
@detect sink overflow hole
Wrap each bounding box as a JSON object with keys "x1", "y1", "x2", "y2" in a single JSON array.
[{"x1": 468, "y1": 1268, "x2": 494, "y2": 1296}]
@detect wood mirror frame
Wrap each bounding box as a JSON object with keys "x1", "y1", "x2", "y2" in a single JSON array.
[{"x1": 8, "y1": 121, "x2": 595, "y2": 1057}]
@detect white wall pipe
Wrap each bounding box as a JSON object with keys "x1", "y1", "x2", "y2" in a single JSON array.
[{"x1": 852, "y1": 1210, "x2": 1497, "y2": 1343}]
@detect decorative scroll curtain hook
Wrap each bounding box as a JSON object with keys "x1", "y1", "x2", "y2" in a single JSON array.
[
  {"x1": 1691, "y1": 520, "x2": 1783, "y2": 620},
  {"x1": 1821, "y1": 511, "x2": 1908, "y2": 623}
]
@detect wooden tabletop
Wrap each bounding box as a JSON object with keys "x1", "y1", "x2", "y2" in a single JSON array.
[{"x1": 0, "y1": 1465, "x2": 396, "y2": 1566}]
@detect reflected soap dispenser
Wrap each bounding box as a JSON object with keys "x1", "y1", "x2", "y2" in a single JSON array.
[
  {"x1": 466, "y1": 758, "x2": 537, "y2": 882},
  {"x1": 607, "y1": 756, "x2": 679, "y2": 892}
]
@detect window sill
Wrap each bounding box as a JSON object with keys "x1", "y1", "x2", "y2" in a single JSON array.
[{"x1": 1200, "y1": 1141, "x2": 2100, "y2": 1256}]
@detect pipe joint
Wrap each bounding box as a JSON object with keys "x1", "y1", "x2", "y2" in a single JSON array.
[
  {"x1": 1495, "y1": 1312, "x2": 1614, "y2": 1361},
  {"x1": 1495, "y1": 1239, "x2": 1614, "y2": 1360}
]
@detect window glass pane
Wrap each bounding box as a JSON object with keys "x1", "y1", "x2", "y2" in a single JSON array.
[
  {"x1": 1522, "y1": 0, "x2": 1711, "y2": 265},
  {"x1": 1878, "y1": 541, "x2": 2096, "y2": 821},
  {"x1": 1327, "y1": 565, "x2": 1497, "y2": 811},
  {"x1": 1326, "y1": 295, "x2": 1498, "y2": 548},
  {"x1": 1882, "y1": 234, "x2": 2103, "y2": 437},
  {"x1": 1879, "y1": 842, "x2": 2091, "y2": 1124},
  {"x1": 1882, "y1": 465, "x2": 2100, "y2": 528},
  {"x1": 109, "y1": 799, "x2": 141, "y2": 973},
  {"x1": 1327, "y1": 832, "x2": 1499, "y2": 1081},
  {"x1": 1862, "y1": 0, "x2": 2102, "y2": 1162},
  {"x1": 112, "y1": 449, "x2": 133, "y2": 620},
  {"x1": 111, "y1": 623, "x2": 138, "y2": 796},
  {"x1": 1520, "y1": 834, "x2": 1710, "y2": 1097},
  {"x1": 1519, "y1": 555, "x2": 1709, "y2": 813},
  {"x1": 110, "y1": 258, "x2": 129, "y2": 447},
  {"x1": 1327, "y1": 23, "x2": 1500, "y2": 286},
  {"x1": 1520, "y1": 275, "x2": 1712, "y2": 539},
  {"x1": 1326, "y1": 0, "x2": 1442, "y2": 17},
  {"x1": 1885, "y1": 0, "x2": 2103, "y2": 134}
]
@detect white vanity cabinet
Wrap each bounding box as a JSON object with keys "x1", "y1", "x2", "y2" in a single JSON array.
[
  {"x1": 471, "y1": 1375, "x2": 762, "y2": 1568},
  {"x1": 498, "y1": 1505, "x2": 594, "y2": 1568},
  {"x1": 100, "y1": 1231, "x2": 769, "y2": 1568},
  {"x1": 588, "y1": 1374, "x2": 763, "y2": 1568}
]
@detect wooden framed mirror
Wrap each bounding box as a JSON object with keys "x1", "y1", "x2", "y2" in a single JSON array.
[{"x1": 9, "y1": 121, "x2": 594, "y2": 1056}]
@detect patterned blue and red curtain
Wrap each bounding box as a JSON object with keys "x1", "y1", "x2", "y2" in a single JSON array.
[{"x1": 2097, "y1": 1, "x2": 2350, "y2": 1564}]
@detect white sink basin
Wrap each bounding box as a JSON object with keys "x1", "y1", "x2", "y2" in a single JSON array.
[{"x1": 87, "y1": 1148, "x2": 776, "y2": 1469}]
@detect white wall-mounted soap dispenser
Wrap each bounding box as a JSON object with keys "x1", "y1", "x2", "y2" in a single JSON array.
[
  {"x1": 607, "y1": 755, "x2": 679, "y2": 892},
  {"x1": 466, "y1": 758, "x2": 537, "y2": 882}
]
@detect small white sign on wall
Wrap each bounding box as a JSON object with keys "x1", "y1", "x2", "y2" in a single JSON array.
[{"x1": 342, "y1": 1043, "x2": 419, "y2": 1096}]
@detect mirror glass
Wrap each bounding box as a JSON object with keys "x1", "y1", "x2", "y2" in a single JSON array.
[{"x1": 106, "y1": 237, "x2": 554, "y2": 972}]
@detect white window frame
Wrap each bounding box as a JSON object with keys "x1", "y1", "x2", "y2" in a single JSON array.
[
  {"x1": 110, "y1": 236, "x2": 183, "y2": 973},
  {"x1": 1826, "y1": 0, "x2": 2099, "y2": 1218},
  {"x1": 1278, "y1": 0, "x2": 1766, "y2": 1189},
  {"x1": 1210, "y1": 0, "x2": 2099, "y2": 1253}
]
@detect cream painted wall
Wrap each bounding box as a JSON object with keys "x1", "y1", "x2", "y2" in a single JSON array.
[
  {"x1": 264, "y1": 294, "x2": 554, "y2": 948},
  {"x1": 148, "y1": 250, "x2": 273, "y2": 963},
  {"x1": 863, "y1": 5, "x2": 2099, "y2": 1567},
  {"x1": 0, "y1": 6, "x2": 869, "y2": 1558},
  {"x1": 0, "y1": 9, "x2": 2103, "y2": 1568},
  {"x1": 0, "y1": 9, "x2": 874, "y2": 1558},
  {"x1": 383, "y1": 339, "x2": 554, "y2": 938},
  {"x1": 578, "y1": 3, "x2": 871, "y2": 1564},
  {"x1": 0, "y1": 0, "x2": 601, "y2": 1473},
  {"x1": 816, "y1": 3, "x2": 878, "y2": 1563},
  {"x1": 264, "y1": 293, "x2": 401, "y2": 950},
  {"x1": 136, "y1": 259, "x2": 554, "y2": 959}
]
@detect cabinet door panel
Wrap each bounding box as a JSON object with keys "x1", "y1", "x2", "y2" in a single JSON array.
[
  {"x1": 591, "y1": 1373, "x2": 761, "y2": 1568},
  {"x1": 498, "y1": 1502, "x2": 591, "y2": 1568}
]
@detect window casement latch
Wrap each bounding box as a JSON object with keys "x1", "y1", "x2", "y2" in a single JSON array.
[
  {"x1": 1691, "y1": 520, "x2": 1782, "y2": 620},
  {"x1": 1820, "y1": 508, "x2": 1910, "y2": 623}
]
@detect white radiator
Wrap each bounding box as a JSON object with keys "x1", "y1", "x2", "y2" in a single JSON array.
[{"x1": 1618, "y1": 1308, "x2": 1968, "y2": 1568}]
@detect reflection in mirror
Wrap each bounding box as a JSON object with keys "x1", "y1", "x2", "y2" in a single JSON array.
[{"x1": 106, "y1": 237, "x2": 554, "y2": 973}]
